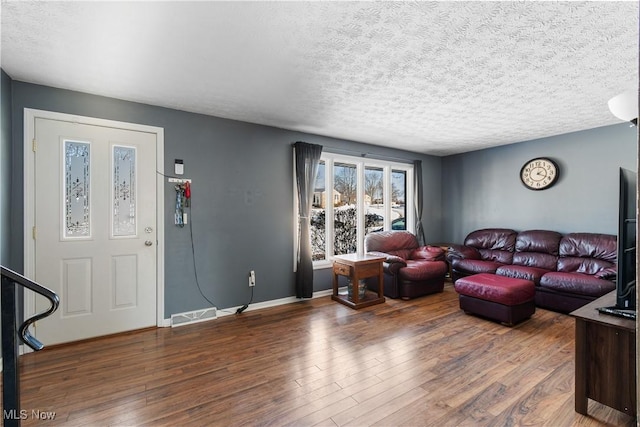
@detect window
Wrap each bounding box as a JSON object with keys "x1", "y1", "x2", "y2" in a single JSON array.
[{"x1": 307, "y1": 153, "x2": 414, "y2": 267}]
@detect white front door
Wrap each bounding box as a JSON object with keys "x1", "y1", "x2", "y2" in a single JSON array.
[{"x1": 31, "y1": 116, "x2": 158, "y2": 345}]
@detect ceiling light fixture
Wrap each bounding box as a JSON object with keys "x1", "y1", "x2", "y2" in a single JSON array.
[{"x1": 608, "y1": 89, "x2": 638, "y2": 126}]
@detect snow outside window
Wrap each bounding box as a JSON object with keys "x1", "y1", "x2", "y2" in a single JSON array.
[{"x1": 307, "y1": 153, "x2": 414, "y2": 268}]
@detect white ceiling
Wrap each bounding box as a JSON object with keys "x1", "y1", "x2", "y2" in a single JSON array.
[{"x1": 1, "y1": 1, "x2": 638, "y2": 156}]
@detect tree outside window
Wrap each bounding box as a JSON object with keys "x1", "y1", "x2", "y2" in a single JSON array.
[{"x1": 306, "y1": 154, "x2": 413, "y2": 264}]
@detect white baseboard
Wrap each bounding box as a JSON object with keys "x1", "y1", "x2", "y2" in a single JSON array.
[
  {"x1": 218, "y1": 288, "x2": 334, "y2": 317},
  {"x1": 161, "y1": 288, "x2": 334, "y2": 325}
]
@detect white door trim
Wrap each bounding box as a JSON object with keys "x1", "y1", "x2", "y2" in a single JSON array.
[{"x1": 23, "y1": 108, "x2": 166, "y2": 338}]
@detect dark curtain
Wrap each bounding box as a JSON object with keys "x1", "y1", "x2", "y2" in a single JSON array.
[
  {"x1": 413, "y1": 159, "x2": 426, "y2": 245},
  {"x1": 294, "y1": 141, "x2": 323, "y2": 298}
]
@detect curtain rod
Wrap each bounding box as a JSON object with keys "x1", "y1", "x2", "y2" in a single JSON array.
[{"x1": 322, "y1": 147, "x2": 416, "y2": 164}]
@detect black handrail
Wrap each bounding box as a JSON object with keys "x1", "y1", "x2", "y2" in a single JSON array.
[{"x1": 1, "y1": 266, "x2": 59, "y2": 427}]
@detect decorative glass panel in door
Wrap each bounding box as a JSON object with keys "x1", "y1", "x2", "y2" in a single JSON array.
[
  {"x1": 112, "y1": 145, "x2": 137, "y2": 237},
  {"x1": 64, "y1": 140, "x2": 91, "y2": 238}
]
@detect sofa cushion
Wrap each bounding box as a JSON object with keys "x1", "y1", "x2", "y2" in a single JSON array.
[
  {"x1": 477, "y1": 249, "x2": 513, "y2": 264},
  {"x1": 559, "y1": 233, "x2": 616, "y2": 262},
  {"x1": 556, "y1": 233, "x2": 617, "y2": 280},
  {"x1": 557, "y1": 257, "x2": 616, "y2": 275},
  {"x1": 464, "y1": 228, "x2": 517, "y2": 264},
  {"x1": 512, "y1": 252, "x2": 558, "y2": 271},
  {"x1": 512, "y1": 230, "x2": 561, "y2": 270},
  {"x1": 515, "y1": 230, "x2": 562, "y2": 256},
  {"x1": 451, "y1": 258, "x2": 505, "y2": 275},
  {"x1": 399, "y1": 260, "x2": 448, "y2": 281},
  {"x1": 496, "y1": 265, "x2": 552, "y2": 285},
  {"x1": 539, "y1": 272, "x2": 616, "y2": 297}
]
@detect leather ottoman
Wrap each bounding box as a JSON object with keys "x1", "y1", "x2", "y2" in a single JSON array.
[{"x1": 454, "y1": 273, "x2": 535, "y2": 326}]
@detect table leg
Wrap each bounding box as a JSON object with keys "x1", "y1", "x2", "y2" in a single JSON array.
[
  {"x1": 378, "y1": 263, "x2": 383, "y2": 298},
  {"x1": 352, "y1": 271, "x2": 359, "y2": 304},
  {"x1": 575, "y1": 319, "x2": 588, "y2": 415}
]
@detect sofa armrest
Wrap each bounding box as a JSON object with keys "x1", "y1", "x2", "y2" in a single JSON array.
[
  {"x1": 411, "y1": 245, "x2": 445, "y2": 261},
  {"x1": 367, "y1": 251, "x2": 407, "y2": 274},
  {"x1": 446, "y1": 244, "x2": 481, "y2": 262},
  {"x1": 594, "y1": 267, "x2": 617, "y2": 280}
]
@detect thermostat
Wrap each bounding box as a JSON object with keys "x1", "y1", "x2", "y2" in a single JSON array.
[{"x1": 175, "y1": 159, "x2": 184, "y2": 175}]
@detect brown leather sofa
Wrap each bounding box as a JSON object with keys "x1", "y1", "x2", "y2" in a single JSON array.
[
  {"x1": 364, "y1": 231, "x2": 448, "y2": 299},
  {"x1": 446, "y1": 228, "x2": 617, "y2": 313}
]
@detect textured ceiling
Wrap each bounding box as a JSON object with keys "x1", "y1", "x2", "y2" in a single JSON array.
[{"x1": 1, "y1": 1, "x2": 638, "y2": 156}]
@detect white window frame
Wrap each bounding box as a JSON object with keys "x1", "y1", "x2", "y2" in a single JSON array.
[{"x1": 294, "y1": 151, "x2": 414, "y2": 270}]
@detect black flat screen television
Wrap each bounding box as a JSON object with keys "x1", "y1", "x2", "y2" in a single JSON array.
[
  {"x1": 598, "y1": 167, "x2": 636, "y2": 320},
  {"x1": 616, "y1": 167, "x2": 637, "y2": 310}
]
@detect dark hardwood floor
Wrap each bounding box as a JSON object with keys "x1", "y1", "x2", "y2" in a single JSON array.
[{"x1": 10, "y1": 282, "x2": 637, "y2": 426}]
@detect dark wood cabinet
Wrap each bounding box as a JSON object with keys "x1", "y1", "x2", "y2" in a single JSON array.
[{"x1": 571, "y1": 291, "x2": 636, "y2": 416}]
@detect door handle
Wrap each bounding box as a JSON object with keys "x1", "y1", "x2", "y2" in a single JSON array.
[{"x1": 145, "y1": 240, "x2": 153, "y2": 246}]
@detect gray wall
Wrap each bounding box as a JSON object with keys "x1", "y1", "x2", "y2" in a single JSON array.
[
  {"x1": 8, "y1": 81, "x2": 441, "y2": 317},
  {"x1": 441, "y1": 124, "x2": 638, "y2": 243},
  {"x1": 1, "y1": 70, "x2": 12, "y2": 267},
  {"x1": 7, "y1": 78, "x2": 636, "y2": 317}
]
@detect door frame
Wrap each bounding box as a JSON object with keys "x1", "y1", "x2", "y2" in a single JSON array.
[{"x1": 23, "y1": 108, "x2": 166, "y2": 339}]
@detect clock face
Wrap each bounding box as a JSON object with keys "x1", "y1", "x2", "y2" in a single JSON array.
[{"x1": 520, "y1": 158, "x2": 559, "y2": 190}]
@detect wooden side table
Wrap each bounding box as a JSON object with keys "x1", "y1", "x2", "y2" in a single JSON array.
[{"x1": 332, "y1": 253, "x2": 385, "y2": 309}]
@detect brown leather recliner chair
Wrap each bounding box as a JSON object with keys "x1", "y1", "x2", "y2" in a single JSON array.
[{"x1": 364, "y1": 231, "x2": 448, "y2": 299}]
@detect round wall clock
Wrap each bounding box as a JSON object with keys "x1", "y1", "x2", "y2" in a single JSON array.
[{"x1": 520, "y1": 157, "x2": 559, "y2": 190}]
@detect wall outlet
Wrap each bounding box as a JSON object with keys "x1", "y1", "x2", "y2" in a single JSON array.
[{"x1": 249, "y1": 270, "x2": 256, "y2": 287}]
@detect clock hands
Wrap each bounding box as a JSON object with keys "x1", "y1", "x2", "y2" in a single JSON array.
[
  {"x1": 521, "y1": 158, "x2": 558, "y2": 190},
  {"x1": 532, "y1": 168, "x2": 547, "y2": 180}
]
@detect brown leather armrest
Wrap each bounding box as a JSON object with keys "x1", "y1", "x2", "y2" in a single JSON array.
[
  {"x1": 411, "y1": 245, "x2": 445, "y2": 261},
  {"x1": 367, "y1": 251, "x2": 407, "y2": 274},
  {"x1": 446, "y1": 244, "x2": 481, "y2": 262}
]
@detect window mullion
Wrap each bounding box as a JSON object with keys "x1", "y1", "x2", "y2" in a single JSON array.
[
  {"x1": 356, "y1": 162, "x2": 365, "y2": 255},
  {"x1": 383, "y1": 166, "x2": 391, "y2": 230},
  {"x1": 406, "y1": 168, "x2": 415, "y2": 233},
  {"x1": 326, "y1": 158, "x2": 334, "y2": 260}
]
